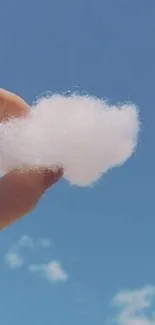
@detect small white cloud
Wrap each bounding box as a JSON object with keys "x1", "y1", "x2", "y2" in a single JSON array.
[
  {"x1": 18, "y1": 235, "x2": 34, "y2": 248},
  {"x1": 5, "y1": 235, "x2": 51, "y2": 270},
  {"x1": 111, "y1": 286, "x2": 155, "y2": 325},
  {"x1": 37, "y1": 238, "x2": 51, "y2": 248},
  {"x1": 4, "y1": 235, "x2": 34, "y2": 269},
  {"x1": 5, "y1": 236, "x2": 68, "y2": 285},
  {"x1": 29, "y1": 260, "x2": 68, "y2": 283},
  {"x1": 17, "y1": 235, "x2": 51, "y2": 249},
  {"x1": 45, "y1": 261, "x2": 68, "y2": 282},
  {"x1": 5, "y1": 251, "x2": 24, "y2": 269}
]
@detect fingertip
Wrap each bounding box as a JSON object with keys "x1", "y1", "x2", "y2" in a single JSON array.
[
  {"x1": 44, "y1": 168, "x2": 63, "y2": 189},
  {"x1": 0, "y1": 89, "x2": 30, "y2": 121}
]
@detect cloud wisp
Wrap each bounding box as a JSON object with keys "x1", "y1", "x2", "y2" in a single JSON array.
[
  {"x1": 5, "y1": 235, "x2": 51, "y2": 269},
  {"x1": 5, "y1": 251, "x2": 24, "y2": 269},
  {"x1": 5, "y1": 235, "x2": 68, "y2": 284},
  {"x1": 0, "y1": 94, "x2": 140, "y2": 186},
  {"x1": 28, "y1": 260, "x2": 68, "y2": 283},
  {"x1": 111, "y1": 286, "x2": 155, "y2": 325}
]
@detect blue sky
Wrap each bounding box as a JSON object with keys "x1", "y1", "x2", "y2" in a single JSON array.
[{"x1": 0, "y1": 0, "x2": 155, "y2": 324}]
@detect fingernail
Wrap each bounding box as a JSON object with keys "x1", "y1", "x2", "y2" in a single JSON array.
[{"x1": 44, "y1": 168, "x2": 63, "y2": 189}]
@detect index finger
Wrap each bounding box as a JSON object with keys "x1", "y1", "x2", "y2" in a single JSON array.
[{"x1": 0, "y1": 88, "x2": 30, "y2": 121}]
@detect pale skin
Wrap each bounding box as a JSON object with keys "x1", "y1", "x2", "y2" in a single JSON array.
[{"x1": 0, "y1": 89, "x2": 63, "y2": 230}]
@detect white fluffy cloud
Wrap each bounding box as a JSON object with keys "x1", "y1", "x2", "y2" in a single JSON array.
[
  {"x1": 0, "y1": 94, "x2": 140, "y2": 186},
  {"x1": 112, "y1": 286, "x2": 155, "y2": 325},
  {"x1": 29, "y1": 260, "x2": 68, "y2": 283}
]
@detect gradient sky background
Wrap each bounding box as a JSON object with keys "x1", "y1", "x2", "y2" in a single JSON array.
[{"x1": 0, "y1": 0, "x2": 155, "y2": 324}]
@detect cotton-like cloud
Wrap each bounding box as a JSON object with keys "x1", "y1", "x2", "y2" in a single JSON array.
[
  {"x1": 0, "y1": 94, "x2": 140, "y2": 186},
  {"x1": 111, "y1": 286, "x2": 155, "y2": 325},
  {"x1": 28, "y1": 260, "x2": 68, "y2": 283}
]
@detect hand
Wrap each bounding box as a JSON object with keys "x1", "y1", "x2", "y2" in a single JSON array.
[{"x1": 0, "y1": 89, "x2": 63, "y2": 230}]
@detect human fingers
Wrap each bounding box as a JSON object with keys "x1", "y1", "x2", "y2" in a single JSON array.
[
  {"x1": 0, "y1": 88, "x2": 30, "y2": 121},
  {"x1": 0, "y1": 89, "x2": 63, "y2": 229},
  {"x1": 0, "y1": 168, "x2": 63, "y2": 229}
]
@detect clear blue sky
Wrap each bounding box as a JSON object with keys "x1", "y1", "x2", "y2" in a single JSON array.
[{"x1": 0, "y1": 0, "x2": 155, "y2": 324}]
